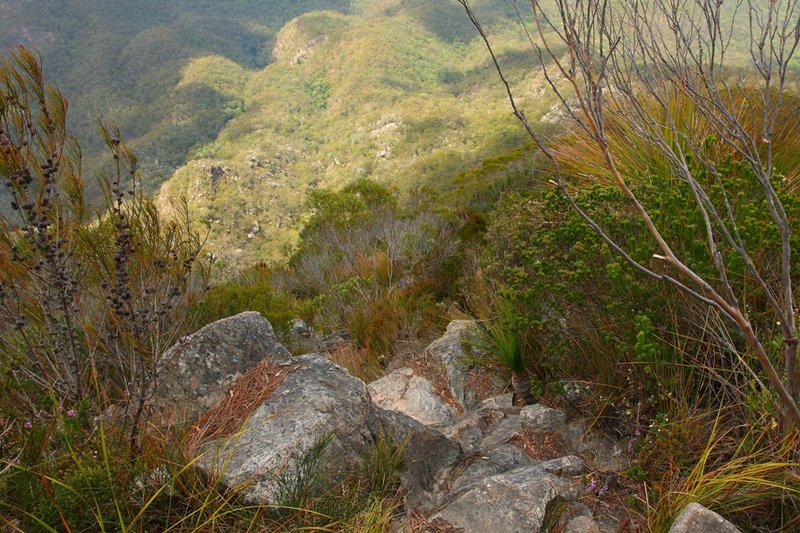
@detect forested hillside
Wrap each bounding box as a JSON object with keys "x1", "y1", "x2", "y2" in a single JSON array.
[
  {"x1": 0, "y1": 0, "x2": 350, "y2": 198},
  {"x1": 0, "y1": 0, "x2": 548, "y2": 265},
  {"x1": 158, "y1": 0, "x2": 553, "y2": 265}
]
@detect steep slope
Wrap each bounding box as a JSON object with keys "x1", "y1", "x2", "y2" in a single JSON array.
[{"x1": 159, "y1": 0, "x2": 556, "y2": 266}]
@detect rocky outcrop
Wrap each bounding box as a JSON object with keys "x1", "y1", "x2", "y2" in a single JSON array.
[
  {"x1": 560, "y1": 420, "x2": 628, "y2": 471},
  {"x1": 378, "y1": 409, "x2": 461, "y2": 511},
  {"x1": 189, "y1": 353, "x2": 459, "y2": 507},
  {"x1": 432, "y1": 457, "x2": 586, "y2": 533},
  {"x1": 565, "y1": 514, "x2": 603, "y2": 533},
  {"x1": 154, "y1": 314, "x2": 629, "y2": 531},
  {"x1": 412, "y1": 397, "x2": 626, "y2": 532},
  {"x1": 449, "y1": 444, "x2": 536, "y2": 496},
  {"x1": 195, "y1": 354, "x2": 379, "y2": 503},
  {"x1": 289, "y1": 318, "x2": 311, "y2": 339},
  {"x1": 520, "y1": 403, "x2": 567, "y2": 431},
  {"x1": 669, "y1": 503, "x2": 741, "y2": 533},
  {"x1": 155, "y1": 312, "x2": 292, "y2": 422},
  {"x1": 425, "y1": 320, "x2": 480, "y2": 409},
  {"x1": 368, "y1": 367, "x2": 457, "y2": 427}
]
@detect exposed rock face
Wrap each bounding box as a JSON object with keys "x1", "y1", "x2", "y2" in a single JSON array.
[
  {"x1": 477, "y1": 392, "x2": 514, "y2": 410},
  {"x1": 368, "y1": 367, "x2": 457, "y2": 427},
  {"x1": 432, "y1": 457, "x2": 586, "y2": 533},
  {"x1": 445, "y1": 409, "x2": 494, "y2": 455},
  {"x1": 155, "y1": 314, "x2": 631, "y2": 531},
  {"x1": 377, "y1": 409, "x2": 461, "y2": 512},
  {"x1": 669, "y1": 503, "x2": 742, "y2": 533},
  {"x1": 443, "y1": 401, "x2": 523, "y2": 456},
  {"x1": 566, "y1": 515, "x2": 602, "y2": 533},
  {"x1": 197, "y1": 354, "x2": 380, "y2": 503},
  {"x1": 289, "y1": 318, "x2": 311, "y2": 338},
  {"x1": 194, "y1": 354, "x2": 459, "y2": 506},
  {"x1": 560, "y1": 420, "x2": 628, "y2": 471},
  {"x1": 449, "y1": 444, "x2": 536, "y2": 496},
  {"x1": 520, "y1": 403, "x2": 568, "y2": 432},
  {"x1": 426, "y1": 320, "x2": 480, "y2": 409},
  {"x1": 479, "y1": 412, "x2": 522, "y2": 450},
  {"x1": 155, "y1": 312, "x2": 292, "y2": 422}
]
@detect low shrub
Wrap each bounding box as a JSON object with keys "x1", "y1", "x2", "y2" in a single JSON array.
[
  {"x1": 285, "y1": 179, "x2": 460, "y2": 361},
  {"x1": 481, "y1": 151, "x2": 800, "y2": 420},
  {"x1": 191, "y1": 264, "x2": 308, "y2": 336}
]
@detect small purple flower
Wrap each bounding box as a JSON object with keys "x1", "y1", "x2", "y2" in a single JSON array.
[
  {"x1": 598, "y1": 486, "x2": 607, "y2": 496},
  {"x1": 586, "y1": 479, "x2": 597, "y2": 492},
  {"x1": 67, "y1": 409, "x2": 76, "y2": 418},
  {"x1": 627, "y1": 427, "x2": 643, "y2": 454},
  {"x1": 12, "y1": 458, "x2": 20, "y2": 464},
  {"x1": 23, "y1": 420, "x2": 32, "y2": 429}
]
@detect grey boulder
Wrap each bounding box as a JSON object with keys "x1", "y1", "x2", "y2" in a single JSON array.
[
  {"x1": 445, "y1": 406, "x2": 522, "y2": 455},
  {"x1": 669, "y1": 503, "x2": 741, "y2": 533},
  {"x1": 560, "y1": 420, "x2": 628, "y2": 470},
  {"x1": 426, "y1": 320, "x2": 480, "y2": 409},
  {"x1": 155, "y1": 312, "x2": 292, "y2": 422},
  {"x1": 378, "y1": 409, "x2": 461, "y2": 512},
  {"x1": 195, "y1": 354, "x2": 459, "y2": 506},
  {"x1": 566, "y1": 515, "x2": 602, "y2": 533},
  {"x1": 520, "y1": 403, "x2": 567, "y2": 432},
  {"x1": 449, "y1": 444, "x2": 536, "y2": 496},
  {"x1": 432, "y1": 457, "x2": 586, "y2": 533},
  {"x1": 368, "y1": 367, "x2": 457, "y2": 427},
  {"x1": 196, "y1": 354, "x2": 379, "y2": 503}
]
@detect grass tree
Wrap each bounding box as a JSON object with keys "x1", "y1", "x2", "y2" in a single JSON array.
[{"x1": 459, "y1": 0, "x2": 800, "y2": 431}]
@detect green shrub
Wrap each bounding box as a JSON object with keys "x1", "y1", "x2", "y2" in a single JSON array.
[
  {"x1": 482, "y1": 154, "x2": 800, "y2": 412},
  {"x1": 288, "y1": 179, "x2": 459, "y2": 359},
  {"x1": 192, "y1": 265, "x2": 307, "y2": 335}
]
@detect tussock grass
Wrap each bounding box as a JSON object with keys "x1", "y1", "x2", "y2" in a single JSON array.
[{"x1": 642, "y1": 414, "x2": 800, "y2": 532}]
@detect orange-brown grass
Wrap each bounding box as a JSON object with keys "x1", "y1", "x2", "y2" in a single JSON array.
[
  {"x1": 185, "y1": 360, "x2": 297, "y2": 455},
  {"x1": 326, "y1": 342, "x2": 384, "y2": 382},
  {"x1": 634, "y1": 410, "x2": 800, "y2": 531},
  {"x1": 511, "y1": 429, "x2": 568, "y2": 461},
  {"x1": 553, "y1": 91, "x2": 800, "y2": 192},
  {"x1": 463, "y1": 362, "x2": 511, "y2": 404}
]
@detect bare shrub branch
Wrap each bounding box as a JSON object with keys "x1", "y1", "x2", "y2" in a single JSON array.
[{"x1": 458, "y1": 0, "x2": 800, "y2": 428}]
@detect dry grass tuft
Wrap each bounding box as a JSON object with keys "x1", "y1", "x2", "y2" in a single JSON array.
[
  {"x1": 185, "y1": 359, "x2": 297, "y2": 454},
  {"x1": 325, "y1": 342, "x2": 384, "y2": 382},
  {"x1": 511, "y1": 430, "x2": 568, "y2": 461}
]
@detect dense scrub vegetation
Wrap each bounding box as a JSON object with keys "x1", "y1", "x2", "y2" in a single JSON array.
[{"x1": 479, "y1": 137, "x2": 800, "y2": 529}]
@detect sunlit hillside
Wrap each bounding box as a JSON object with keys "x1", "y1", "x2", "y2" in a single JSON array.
[
  {"x1": 0, "y1": 0, "x2": 351, "y2": 200},
  {"x1": 158, "y1": 0, "x2": 559, "y2": 266}
]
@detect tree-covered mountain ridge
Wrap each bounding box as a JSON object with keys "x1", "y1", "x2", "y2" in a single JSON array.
[
  {"x1": 157, "y1": 0, "x2": 553, "y2": 267},
  {"x1": 0, "y1": 0, "x2": 353, "y2": 202}
]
